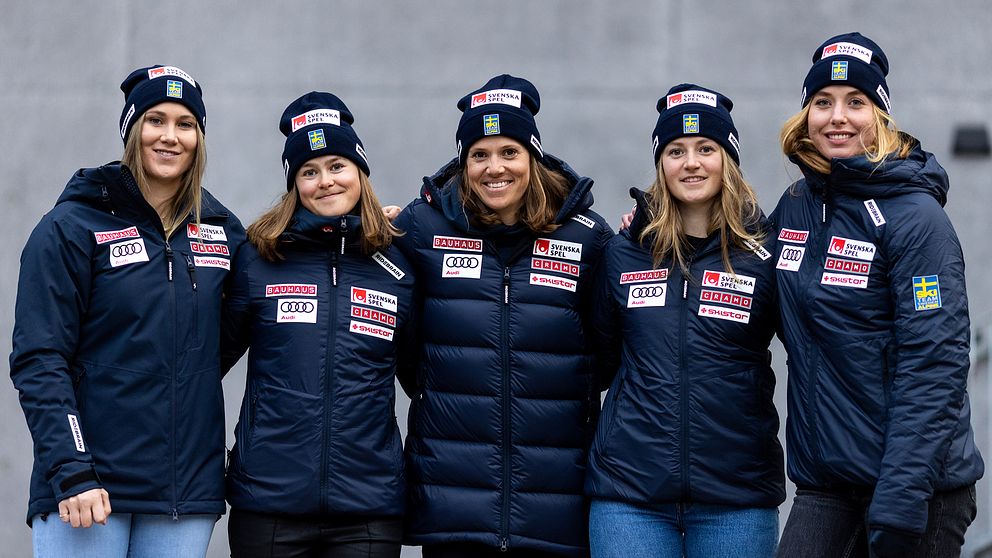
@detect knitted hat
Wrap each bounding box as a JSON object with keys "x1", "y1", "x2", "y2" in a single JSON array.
[
  {"x1": 119, "y1": 65, "x2": 206, "y2": 143},
  {"x1": 455, "y1": 74, "x2": 543, "y2": 164},
  {"x1": 801, "y1": 32, "x2": 891, "y2": 112},
  {"x1": 279, "y1": 91, "x2": 370, "y2": 190},
  {"x1": 652, "y1": 83, "x2": 741, "y2": 165}
]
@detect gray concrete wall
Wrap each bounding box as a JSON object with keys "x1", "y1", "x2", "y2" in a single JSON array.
[{"x1": 2, "y1": 1, "x2": 990, "y2": 556}]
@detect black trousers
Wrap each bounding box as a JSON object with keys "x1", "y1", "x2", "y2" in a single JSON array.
[
  {"x1": 423, "y1": 542, "x2": 569, "y2": 557},
  {"x1": 229, "y1": 508, "x2": 402, "y2": 558}
]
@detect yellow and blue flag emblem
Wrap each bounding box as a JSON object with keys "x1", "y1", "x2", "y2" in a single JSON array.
[
  {"x1": 912, "y1": 275, "x2": 942, "y2": 311},
  {"x1": 831, "y1": 61, "x2": 848, "y2": 81},
  {"x1": 166, "y1": 80, "x2": 183, "y2": 98},
  {"x1": 484, "y1": 114, "x2": 500, "y2": 136},
  {"x1": 308, "y1": 129, "x2": 326, "y2": 150},
  {"x1": 683, "y1": 114, "x2": 699, "y2": 134}
]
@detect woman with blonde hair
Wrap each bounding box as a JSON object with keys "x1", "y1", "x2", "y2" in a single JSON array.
[
  {"x1": 11, "y1": 65, "x2": 243, "y2": 556},
  {"x1": 585, "y1": 83, "x2": 784, "y2": 558},
  {"x1": 772, "y1": 32, "x2": 982, "y2": 558},
  {"x1": 221, "y1": 92, "x2": 414, "y2": 558}
]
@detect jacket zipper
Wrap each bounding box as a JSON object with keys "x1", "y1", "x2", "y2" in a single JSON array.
[
  {"x1": 679, "y1": 262, "x2": 691, "y2": 501},
  {"x1": 320, "y1": 218, "x2": 345, "y2": 513},
  {"x1": 807, "y1": 184, "x2": 833, "y2": 473},
  {"x1": 163, "y1": 239, "x2": 180, "y2": 520},
  {"x1": 500, "y1": 266, "x2": 511, "y2": 552}
]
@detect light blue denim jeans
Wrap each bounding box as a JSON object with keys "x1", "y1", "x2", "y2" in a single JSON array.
[
  {"x1": 32, "y1": 512, "x2": 217, "y2": 558},
  {"x1": 589, "y1": 498, "x2": 779, "y2": 558}
]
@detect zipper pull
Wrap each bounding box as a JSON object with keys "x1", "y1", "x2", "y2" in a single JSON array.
[
  {"x1": 682, "y1": 279, "x2": 688, "y2": 300},
  {"x1": 165, "y1": 244, "x2": 174, "y2": 282},
  {"x1": 331, "y1": 252, "x2": 339, "y2": 287},
  {"x1": 339, "y1": 217, "x2": 347, "y2": 255},
  {"x1": 172, "y1": 508, "x2": 179, "y2": 521},
  {"x1": 500, "y1": 537, "x2": 508, "y2": 552},
  {"x1": 183, "y1": 254, "x2": 197, "y2": 291},
  {"x1": 503, "y1": 268, "x2": 510, "y2": 305},
  {"x1": 822, "y1": 202, "x2": 826, "y2": 223}
]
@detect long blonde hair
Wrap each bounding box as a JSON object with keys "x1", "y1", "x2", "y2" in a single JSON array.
[
  {"x1": 247, "y1": 171, "x2": 401, "y2": 261},
  {"x1": 458, "y1": 154, "x2": 570, "y2": 233},
  {"x1": 781, "y1": 100, "x2": 914, "y2": 174},
  {"x1": 121, "y1": 112, "x2": 205, "y2": 238},
  {"x1": 639, "y1": 147, "x2": 763, "y2": 275}
]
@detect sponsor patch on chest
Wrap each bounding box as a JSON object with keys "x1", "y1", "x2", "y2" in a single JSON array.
[
  {"x1": 701, "y1": 270, "x2": 756, "y2": 294},
  {"x1": 744, "y1": 239, "x2": 772, "y2": 260},
  {"x1": 193, "y1": 256, "x2": 230, "y2": 270},
  {"x1": 432, "y1": 235, "x2": 482, "y2": 252},
  {"x1": 441, "y1": 253, "x2": 483, "y2": 279},
  {"x1": 533, "y1": 238, "x2": 582, "y2": 261},
  {"x1": 532, "y1": 257, "x2": 579, "y2": 277},
  {"x1": 627, "y1": 283, "x2": 666, "y2": 308},
  {"x1": 530, "y1": 273, "x2": 577, "y2": 292},
  {"x1": 109, "y1": 238, "x2": 149, "y2": 267},
  {"x1": 265, "y1": 284, "x2": 317, "y2": 297},
  {"x1": 190, "y1": 241, "x2": 230, "y2": 256},
  {"x1": 698, "y1": 304, "x2": 751, "y2": 324},
  {"x1": 351, "y1": 287, "x2": 398, "y2": 312},
  {"x1": 820, "y1": 272, "x2": 869, "y2": 289},
  {"x1": 372, "y1": 252, "x2": 406, "y2": 279},
  {"x1": 94, "y1": 226, "x2": 139, "y2": 245},
  {"x1": 777, "y1": 245, "x2": 806, "y2": 272},
  {"x1": 620, "y1": 269, "x2": 669, "y2": 284},
  {"x1": 186, "y1": 223, "x2": 228, "y2": 242},
  {"x1": 701, "y1": 289, "x2": 752, "y2": 310},
  {"x1": 827, "y1": 236, "x2": 875, "y2": 261},
  {"x1": 276, "y1": 298, "x2": 318, "y2": 323},
  {"x1": 864, "y1": 200, "x2": 886, "y2": 227},
  {"x1": 351, "y1": 305, "x2": 396, "y2": 327},
  {"x1": 571, "y1": 214, "x2": 596, "y2": 228},
  {"x1": 349, "y1": 320, "x2": 394, "y2": 341},
  {"x1": 777, "y1": 228, "x2": 809, "y2": 244}
]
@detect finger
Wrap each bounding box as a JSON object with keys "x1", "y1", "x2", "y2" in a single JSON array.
[
  {"x1": 101, "y1": 490, "x2": 112, "y2": 518},
  {"x1": 78, "y1": 501, "x2": 94, "y2": 528},
  {"x1": 91, "y1": 498, "x2": 109, "y2": 525},
  {"x1": 58, "y1": 502, "x2": 70, "y2": 523},
  {"x1": 68, "y1": 502, "x2": 81, "y2": 528}
]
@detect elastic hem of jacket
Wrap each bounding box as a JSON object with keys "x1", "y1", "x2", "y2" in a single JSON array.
[{"x1": 59, "y1": 469, "x2": 100, "y2": 492}]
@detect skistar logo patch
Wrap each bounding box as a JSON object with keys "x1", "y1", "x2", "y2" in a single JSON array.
[
  {"x1": 351, "y1": 287, "x2": 398, "y2": 312},
  {"x1": 531, "y1": 258, "x2": 579, "y2": 277},
  {"x1": 533, "y1": 238, "x2": 582, "y2": 262},
  {"x1": 349, "y1": 320, "x2": 394, "y2": 341},
  {"x1": 701, "y1": 270, "x2": 756, "y2": 294},
  {"x1": 626, "y1": 283, "x2": 666, "y2": 308},
  {"x1": 619, "y1": 269, "x2": 669, "y2": 284},
  {"x1": 529, "y1": 273, "x2": 577, "y2": 292},
  {"x1": 432, "y1": 235, "x2": 483, "y2": 252},
  {"x1": 826, "y1": 236, "x2": 876, "y2": 262},
  {"x1": 189, "y1": 242, "x2": 230, "y2": 256},
  {"x1": 265, "y1": 284, "x2": 317, "y2": 297},
  {"x1": 698, "y1": 304, "x2": 751, "y2": 324},
  {"x1": 94, "y1": 226, "x2": 140, "y2": 244},
  {"x1": 820, "y1": 272, "x2": 869, "y2": 289},
  {"x1": 193, "y1": 256, "x2": 230, "y2": 270}
]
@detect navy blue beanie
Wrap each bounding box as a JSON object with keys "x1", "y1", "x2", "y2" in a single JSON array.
[
  {"x1": 802, "y1": 32, "x2": 891, "y2": 112},
  {"x1": 455, "y1": 74, "x2": 543, "y2": 165},
  {"x1": 119, "y1": 65, "x2": 206, "y2": 143},
  {"x1": 652, "y1": 83, "x2": 741, "y2": 166},
  {"x1": 279, "y1": 91, "x2": 371, "y2": 190}
]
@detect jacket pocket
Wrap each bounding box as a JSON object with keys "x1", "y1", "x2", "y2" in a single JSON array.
[{"x1": 595, "y1": 374, "x2": 626, "y2": 455}]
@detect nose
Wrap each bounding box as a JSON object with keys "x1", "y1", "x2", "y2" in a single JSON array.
[
  {"x1": 485, "y1": 156, "x2": 504, "y2": 175},
  {"x1": 318, "y1": 170, "x2": 334, "y2": 188},
  {"x1": 684, "y1": 151, "x2": 701, "y2": 169},
  {"x1": 829, "y1": 104, "x2": 848, "y2": 124},
  {"x1": 160, "y1": 123, "x2": 178, "y2": 144}
]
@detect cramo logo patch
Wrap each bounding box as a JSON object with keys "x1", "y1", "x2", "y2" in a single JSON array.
[{"x1": 533, "y1": 238, "x2": 582, "y2": 262}]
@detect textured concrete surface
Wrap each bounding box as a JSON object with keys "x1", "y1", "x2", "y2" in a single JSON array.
[{"x1": 2, "y1": 1, "x2": 990, "y2": 556}]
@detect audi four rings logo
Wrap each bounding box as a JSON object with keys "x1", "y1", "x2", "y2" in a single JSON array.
[
  {"x1": 631, "y1": 286, "x2": 665, "y2": 298},
  {"x1": 780, "y1": 247, "x2": 803, "y2": 261},
  {"x1": 280, "y1": 301, "x2": 314, "y2": 313},
  {"x1": 445, "y1": 256, "x2": 479, "y2": 268},
  {"x1": 111, "y1": 241, "x2": 143, "y2": 257}
]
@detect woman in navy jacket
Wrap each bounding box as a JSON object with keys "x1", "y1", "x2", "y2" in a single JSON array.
[
  {"x1": 585, "y1": 84, "x2": 784, "y2": 558},
  {"x1": 394, "y1": 75, "x2": 614, "y2": 557},
  {"x1": 773, "y1": 33, "x2": 983, "y2": 558},
  {"x1": 221, "y1": 92, "x2": 414, "y2": 558},
  {"x1": 10, "y1": 66, "x2": 244, "y2": 556}
]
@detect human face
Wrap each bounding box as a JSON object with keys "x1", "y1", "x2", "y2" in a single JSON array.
[
  {"x1": 140, "y1": 102, "x2": 198, "y2": 191},
  {"x1": 465, "y1": 136, "x2": 530, "y2": 225},
  {"x1": 807, "y1": 85, "x2": 877, "y2": 160},
  {"x1": 295, "y1": 155, "x2": 362, "y2": 217},
  {"x1": 660, "y1": 136, "x2": 723, "y2": 211}
]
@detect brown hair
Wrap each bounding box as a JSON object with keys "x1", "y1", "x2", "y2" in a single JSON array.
[
  {"x1": 458, "y1": 154, "x2": 570, "y2": 233},
  {"x1": 639, "y1": 147, "x2": 764, "y2": 276},
  {"x1": 247, "y1": 171, "x2": 400, "y2": 261},
  {"x1": 121, "y1": 112, "x2": 206, "y2": 238}
]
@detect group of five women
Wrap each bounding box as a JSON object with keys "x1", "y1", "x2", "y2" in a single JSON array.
[{"x1": 10, "y1": 31, "x2": 983, "y2": 558}]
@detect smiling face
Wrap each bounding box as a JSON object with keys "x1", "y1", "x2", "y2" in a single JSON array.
[
  {"x1": 807, "y1": 85, "x2": 877, "y2": 160},
  {"x1": 465, "y1": 136, "x2": 531, "y2": 225},
  {"x1": 295, "y1": 154, "x2": 362, "y2": 217},
  {"x1": 139, "y1": 102, "x2": 198, "y2": 191},
  {"x1": 660, "y1": 136, "x2": 724, "y2": 212}
]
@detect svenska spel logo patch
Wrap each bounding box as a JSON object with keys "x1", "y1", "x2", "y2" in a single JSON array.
[
  {"x1": 308, "y1": 129, "x2": 326, "y2": 150},
  {"x1": 683, "y1": 114, "x2": 699, "y2": 134},
  {"x1": 166, "y1": 80, "x2": 183, "y2": 99},
  {"x1": 913, "y1": 275, "x2": 942, "y2": 311},
  {"x1": 831, "y1": 61, "x2": 849, "y2": 80},
  {"x1": 484, "y1": 114, "x2": 500, "y2": 136}
]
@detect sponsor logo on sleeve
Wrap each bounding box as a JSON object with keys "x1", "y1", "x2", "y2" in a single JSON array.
[
  {"x1": 744, "y1": 239, "x2": 771, "y2": 260},
  {"x1": 827, "y1": 236, "x2": 875, "y2": 261},
  {"x1": 627, "y1": 283, "x2": 667, "y2": 308},
  {"x1": 349, "y1": 320, "x2": 394, "y2": 341},
  {"x1": 483, "y1": 114, "x2": 500, "y2": 135},
  {"x1": 913, "y1": 275, "x2": 942, "y2": 311},
  {"x1": 265, "y1": 284, "x2": 317, "y2": 297},
  {"x1": 276, "y1": 298, "x2": 318, "y2": 323},
  {"x1": 831, "y1": 60, "x2": 849, "y2": 81},
  {"x1": 372, "y1": 252, "x2": 406, "y2": 280},
  {"x1": 620, "y1": 269, "x2": 669, "y2": 284},
  {"x1": 109, "y1": 238, "x2": 149, "y2": 267},
  {"x1": 470, "y1": 89, "x2": 523, "y2": 108},
  {"x1": 666, "y1": 90, "x2": 718, "y2": 109},
  {"x1": 682, "y1": 114, "x2": 699, "y2": 134},
  {"x1": 351, "y1": 287, "x2": 398, "y2": 312},
  {"x1": 777, "y1": 245, "x2": 806, "y2": 272},
  {"x1": 820, "y1": 272, "x2": 869, "y2": 289},
  {"x1": 186, "y1": 223, "x2": 228, "y2": 242},
  {"x1": 571, "y1": 213, "x2": 595, "y2": 229},
  {"x1": 67, "y1": 414, "x2": 85, "y2": 452},
  {"x1": 821, "y1": 42, "x2": 874, "y2": 64},
  {"x1": 532, "y1": 257, "x2": 580, "y2": 277},
  {"x1": 530, "y1": 273, "x2": 578, "y2": 292},
  {"x1": 701, "y1": 289, "x2": 752, "y2": 310},
  {"x1": 864, "y1": 199, "x2": 886, "y2": 226},
  {"x1": 824, "y1": 257, "x2": 871, "y2": 275},
  {"x1": 148, "y1": 66, "x2": 196, "y2": 86},
  {"x1": 698, "y1": 304, "x2": 751, "y2": 324},
  {"x1": 442, "y1": 253, "x2": 483, "y2": 279},
  {"x1": 432, "y1": 235, "x2": 483, "y2": 252},
  {"x1": 533, "y1": 238, "x2": 582, "y2": 261},
  {"x1": 701, "y1": 270, "x2": 756, "y2": 294},
  {"x1": 777, "y1": 228, "x2": 809, "y2": 244},
  {"x1": 291, "y1": 109, "x2": 341, "y2": 132},
  {"x1": 190, "y1": 242, "x2": 231, "y2": 256},
  {"x1": 351, "y1": 305, "x2": 397, "y2": 327},
  {"x1": 193, "y1": 256, "x2": 231, "y2": 270},
  {"x1": 94, "y1": 226, "x2": 140, "y2": 244}
]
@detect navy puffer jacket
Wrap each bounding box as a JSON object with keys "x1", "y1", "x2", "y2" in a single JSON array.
[
  {"x1": 771, "y1": 139, "x2": 984, "y2": 546},
  {"x1": 585, "y1": 188, "x2": 784, "y2": 508},
  {"x1": 10, "y1": 162, "x2": 244, "y2": 523},
  {"x1": 222, "y1": 208, "x2": 415, "y2": 517},
  {"x1": 394, "y1": 155, "x2": 614, "y2": 556}
]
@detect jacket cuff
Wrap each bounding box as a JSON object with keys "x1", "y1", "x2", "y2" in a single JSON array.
[
  {"x1": 868, "y1": 525, "x2": 922, "y2": 558},
  {"x1": 48, "y1": 462, "x2": 102, "y2": 502}
]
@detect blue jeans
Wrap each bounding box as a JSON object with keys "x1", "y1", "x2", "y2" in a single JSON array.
[
  {"x1": 32, "y1": 512, "x2": 217, "y2": 558},
  {"x1": 776, "y1": 484, "x2": 977, "y2": 558},
  {"x1": 589, "y1": 498, "x2": 779, "y2": 558}
]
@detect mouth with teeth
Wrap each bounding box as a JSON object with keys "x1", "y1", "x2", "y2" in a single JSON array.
[
  {"x1": 681, "y1": 176, "x2": 707, "y2": 184},
  {"x1": 483, "y1": 179, "x2": 512, "y2": 190},
  {"x1": 153, "y1": 149, "x2": 181, "y2": 159}
]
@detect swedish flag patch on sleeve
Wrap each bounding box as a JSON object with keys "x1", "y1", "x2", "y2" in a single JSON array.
[{"x1": 912, "y1": 275, "x2": 942, "y2": 311}]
